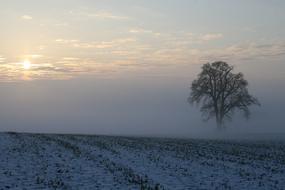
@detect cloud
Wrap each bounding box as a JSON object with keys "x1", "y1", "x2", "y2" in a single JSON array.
[
  {"x1": 89, "y1": 11, "x2": 129, "y2": 20},
  {"x1": 129, "y1": 28, "x2": 161, "y2": 36},
  {"x1": 199, "y1": 33, "x2": 223, "y2": 41},
  {"x1": 69, "y1": 10, "x2": 130, "y2": 21},
  {"x1": 2, "y1": 24, "x2": 283, "y2": 82},
  {"x1": 55, "y1": 38, "x2": 136, "y2": 49},
  {"x1": 31, "y1": 65, "x2": 71, "y2": 73},
  {"x1": 156, "y1": 32, "x2": 224, "y2": 47},
  {"x1": 52, "y1": 30, "x2": 285, "y2": 70},
  {"x1": 24, "y1": 54, "x2": 44, "y2": 59},
  {"x1": 196, "y1": 42, "x2": 285, "y2": 63},
  {"x1": 1, "y1": 40, "x2": 284, "y2": 82},
  {"x1": 62, "y1": 57, "x2": 80, "y2": 61},
  {"x1": 0, "y1": 56, "x2": 5, "y2": 63},
  {"x1": 129, "y1": 40, "x2": 285, "y2": 66},
  {"x1": 55, "y1": 39, "x2": 79, "y2": 44},
  {"x1": 21, "y1": 15, "x2": 33, "y2": 20}
]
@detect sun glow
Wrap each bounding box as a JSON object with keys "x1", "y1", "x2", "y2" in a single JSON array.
[{"x1": 22, "y1": 60, "x2": 31, "y2": 70}]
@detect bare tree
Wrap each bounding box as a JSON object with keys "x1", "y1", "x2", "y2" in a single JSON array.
[{"x1": 188, "y1": 61, "x2": 260, "y2": 129}]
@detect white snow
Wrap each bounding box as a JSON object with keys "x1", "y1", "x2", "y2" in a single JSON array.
[{"x1": 0, "y1": 132, "x2": 284, "y2": 189}]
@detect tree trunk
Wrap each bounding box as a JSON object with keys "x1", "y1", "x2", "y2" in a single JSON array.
[
  {"x1": 216, "y1": 116, "x2": 222, "y2": 129},
  {"x1": 214, "y1": 101, "x2": 222, "y2": 129},
  {"x1": 216, "y1": 113, "x2": 225, "y2": 130}
]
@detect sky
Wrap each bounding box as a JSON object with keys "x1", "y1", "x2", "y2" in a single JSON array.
[{"x1": 0, "y1": 0, "x2": 285, "y2": 137}]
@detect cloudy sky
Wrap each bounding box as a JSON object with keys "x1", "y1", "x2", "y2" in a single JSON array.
[{"x1": 0, "y1": 0, "x2": 285, "y2": 136}]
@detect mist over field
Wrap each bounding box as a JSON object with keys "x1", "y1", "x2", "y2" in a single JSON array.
[{"x1": 0, "y1": 60, "x2": 285, "y2": 138}]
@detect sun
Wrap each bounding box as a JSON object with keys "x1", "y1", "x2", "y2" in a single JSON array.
[{"x1": 22, "y1": 60, "x2": 31, "y2": 70}]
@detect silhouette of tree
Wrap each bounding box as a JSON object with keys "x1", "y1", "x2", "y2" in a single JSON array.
[{"x1": 189, "y1": 61, "x2": 260, "y2": 129}]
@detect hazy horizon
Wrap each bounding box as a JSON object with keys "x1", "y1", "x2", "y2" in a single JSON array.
[{"x1": 1, "y1": 0, "x2": 285, "y2": 137}]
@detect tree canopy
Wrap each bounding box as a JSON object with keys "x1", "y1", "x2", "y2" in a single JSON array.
[{"x1": 189, "y1": 61, "x2": 260, "y2": 129}]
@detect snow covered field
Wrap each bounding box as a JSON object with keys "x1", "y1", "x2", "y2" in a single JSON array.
[{"x1": 0, "y1": 132, "x2": 284, "y2": 190}]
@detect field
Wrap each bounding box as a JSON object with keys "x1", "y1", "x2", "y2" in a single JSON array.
[{"x1": 0, "y1": 132, "x2": 284, "y2": 190}]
